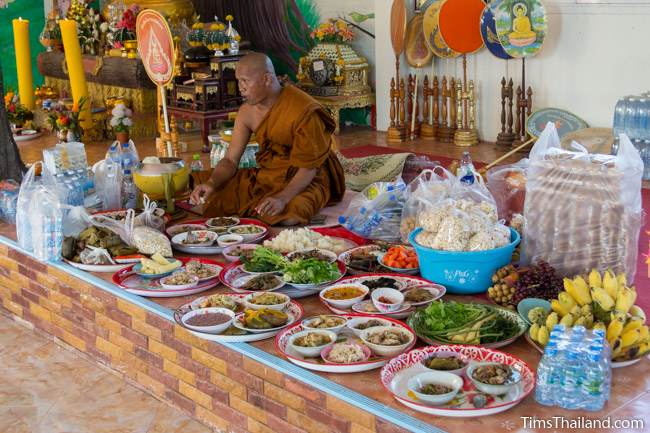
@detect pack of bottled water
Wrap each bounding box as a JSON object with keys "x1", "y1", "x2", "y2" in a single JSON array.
[{"x1": 535, "y1": 325, "x2": 611, "y2": 411}]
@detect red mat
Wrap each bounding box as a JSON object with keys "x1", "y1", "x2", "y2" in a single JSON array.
[{"x1": 340, "y1": 144, "x2": 650, "y2": 308}]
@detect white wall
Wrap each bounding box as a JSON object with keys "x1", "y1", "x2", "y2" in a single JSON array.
[{"x1": 374, "y1": 0, "x2": 650, "y2": 141}]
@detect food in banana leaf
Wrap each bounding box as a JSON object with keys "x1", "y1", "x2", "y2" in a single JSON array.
[
  {"x1": 63, "y1": 226, "x2": 137, "y2": 264},
  {"x1": 241, "y1": 309, "x2": 289, "y2": 329}
]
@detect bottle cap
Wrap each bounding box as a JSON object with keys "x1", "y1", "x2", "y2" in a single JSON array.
[
  {"x1": 338, "y1": 216, "x2": 345, "y2": 224},
  {"x1": 193, "y1": 154, "x2": 201, "y2": 160},
  {"x1": 123, "y1": 169, "x2": 132, "y2": 175}
]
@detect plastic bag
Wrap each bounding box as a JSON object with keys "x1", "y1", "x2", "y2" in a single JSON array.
[
  {"x1": 486, "y1": 160, "x2": 528, "y2": 223},
  {"x1": 134, "y1": 195, "x2": 165, "y2": 232},
  {"x1": 79, "y1": 246, "x2": 115, "y2": 265},
  {"x1": 339, "y1": 178, "x2": 407, "y2": 242},
  {"x1": 29, "y1": 184, "x2": 64, "y2": 262},
  {"x1": 402, "y1": 154, "x2": 443, "y2": 184},
  {"x1": 523, "y1": 122, "x2": 644, "y2": 279},
  {"x1": 62, "y1": 206, "x2": 93, "y2": 237},
  {"x1": 17, "y1": 163, "x2": 43, "y2": 252},
  {"x1": 400, "y1": 167, "x2": 453, "y2": 241},
  {"x1": 92, "y1": 209, "x2": 172, "y2": 256},
  {"x1": 0, "y1": 180, "x2": 20, "y2": 224},
  {"x1": 94, "y1": 159, "x2": 122, "y2": 211}
]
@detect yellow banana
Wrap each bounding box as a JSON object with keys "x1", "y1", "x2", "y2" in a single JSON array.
[
  {"x1": 615, "y1": 286, "x2": 637, "y2": 314},
  {"x1": 629, "y1": 305, "x2": 646, "y2": 322},
  {"x1": 574, "y1": 316, "x2": 586, "y2": 327},
  {"x1": 560, "y1": 313, "x2": 574, "y2": 327},
  {"x1": 558, "y1": 291, "x2": 576, "y2": 315},
  {"x1": 591, "y1": 287, "x2": 615, "y2": 312},
  {"x1": 638, "y1": 325, "x2": 649, "y2": 343},
  {"x1": 603, "y1": 270, "x2": 618, "y2": 299},
  {"x1": 622, "y1": 318, "x2": 644, "y2": 334},
  {"x1": 552, "y1": 299, "x2": 570, "y2": 317},
  {"x1": 570, "y1": 305, "x2": 582, "y2": 317},
  {"x1": 593, "y1": 322, "x2": 606, "y2": 332},
  {"x1": 616, "y1": 272, "x2": 627, "y2": 287},
  {"x1": 639, "y1": 342, "x2": 650, "y2": 356},
  {"x1": 564, "y1": 277, "x2": 591, "y2": 306},
  {"x1": 581, "y1": 304, "x2": 592, "y2": 316},
  {"x1": 621, "y1": 328, "x2": 641, "y2": 349},
  {"x1": 546, "y1": 312, "x2": 559, "y2": 330},
  {"x1": 537, "y1": 326, "x2": 549, "y2": 346},
  {"x1": 529, "y1": 323, "x2": 540, "y2": 342},
  {"x1": 611, "y1": 337, "x2": 623, "y2": 358},
  {"x1": 583, "y1": 314, "x2": 594, "y2": 329},
  {"x1": 588, "y1": 269, "x2": 602, "y2": 288},
  {"x1": 607, "y1": 318, "x2": 624, "y2": 345}
]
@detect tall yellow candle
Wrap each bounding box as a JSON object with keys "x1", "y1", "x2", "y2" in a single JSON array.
[
  {"x1": 59, "y1": 19, "x2": 92, "y2": 131},
  {"x1": 12, "y1": 18, "x2": 35, "y2": 110}
]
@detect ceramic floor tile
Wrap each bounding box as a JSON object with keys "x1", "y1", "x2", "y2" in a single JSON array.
[
  {"x1": 0, "y1": 406, "x2": 42, "y2": 433},
  {"x1": 146, "y1": 403, "x2": 213, "y2": 433}
]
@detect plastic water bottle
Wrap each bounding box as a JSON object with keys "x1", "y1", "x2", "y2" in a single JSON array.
[
  {"x1": 121, "y1": 170, "x2": 138, "y2": 210},
  {"x1": 535, "y1": 342, "x2": 559, "y2": 406},
  {"x1": 638, "y1": 98, "x2": 649, "y2": 140},
  {"x1": 191, "y1": 154, "x2": 204, "y2": 172},
  {"x1": 582, "y1": 349, "x2": 606, "y2": 411},
  {"x1": 613, "y1": 97, "x2": 628, "y2": 136},
  {"x1": 625, "y1": 97, "x2": 639, "y2": 138},
  {"x1": 559, "y1": 349, "x2": 582, "y2": 409},
  {"x1": 107, "y1": 142, "x2": 121, "y2": 165},
  {"x1": 120, "y1": 142, "x2": 138, "y2": 173},
  {"x1": 458, "y1": 151, "x2": 476, "y2": 184}
]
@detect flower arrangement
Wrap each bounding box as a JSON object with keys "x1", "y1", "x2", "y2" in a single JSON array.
[
  {"x1": 310, "y1": 19, "x2": 354, "y2": 44},
  {"x1": 188, "y1": 22, "x2": 206, "y2": 47},
  {"x1": 4, "y1": 92, "x2": 33, "y2": 127},
  {"x1": 67, "y1": 0, "x2": 103, "y2": 55},
  {"x1": 110, "y1": 103, "x2": 133, "y2": 133},
  {"x1": 113, "y1": 4, "x2": 139, "y2": 44},
  {"x1": 47, "y1": 97, "x2": 87, "y2": 141}
]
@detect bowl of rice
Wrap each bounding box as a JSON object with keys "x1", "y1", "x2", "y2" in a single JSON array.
[{"x1": 321, "y1": 342, "x2": 371, "y2": 364}]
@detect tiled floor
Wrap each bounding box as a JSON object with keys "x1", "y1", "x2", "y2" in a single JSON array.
[{"x1": 0, "y1": 313, "x2": 214, "y2": 433}]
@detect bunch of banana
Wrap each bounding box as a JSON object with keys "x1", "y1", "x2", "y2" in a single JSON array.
[{"x1": 528, "y1": 269, "x2": 649, "y2": 362}]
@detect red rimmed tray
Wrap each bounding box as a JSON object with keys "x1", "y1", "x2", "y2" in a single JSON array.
[
  {"x1": 112, "y1": 257, "x2": 225, "y2": 297},
  {"x1": 380, "y1": 345, "x2": 535, "y2": 417},
  {"x1": 275, "y1": 313, "x2": 417, "y2": 373}
]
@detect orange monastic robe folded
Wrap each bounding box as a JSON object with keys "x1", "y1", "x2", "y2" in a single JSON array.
[{"x1": 204, "y1": 85, "x2": 346, "y2": 225}]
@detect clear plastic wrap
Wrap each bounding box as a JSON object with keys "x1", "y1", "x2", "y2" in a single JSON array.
[
  {"x1": 134, "y1": 195, "x2": 165, "y2": 232},
  {"x1": 92, "y1": 209, "x2": 172, "y2": 256},
  {"x1": 339, "y1": 178, "x2": 407, "y2": 242},
  {"x1": 400, "y1": 167, "x2": 453, "y2": 241},
  {"x1": 79, "y1": 246, "x2": 115, "y2": 265},
  {"x1": 486, "y1": 160, "x2": 528, "y2": 223},
  {"x1": 523, "y1": 122, "x2": 644, "y2": 279},
  {"x1": 17, "y1": 163, "x2": 43, "y2": 252}
]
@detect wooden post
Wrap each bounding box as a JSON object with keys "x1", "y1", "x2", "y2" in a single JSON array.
[
  {"x1": 496, "y1": 77, "x2": 516, "y2": 146},
  {"x1": 433, "y1": 75, "x2": 439, "y2": 136},
  {"x1": 389, "y1": 77, "x2": 396, "y2": 128},
  {"x1": 420, "y1": 75, "x2": 434, "y2": 139}
]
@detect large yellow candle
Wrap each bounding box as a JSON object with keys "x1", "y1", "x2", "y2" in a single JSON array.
[
  {"x1": 12, "y1": 18, "x2": 35, "y2": 110},
  {"x1": 59, "y1": 19, "x2": 92, "y2": 131}
]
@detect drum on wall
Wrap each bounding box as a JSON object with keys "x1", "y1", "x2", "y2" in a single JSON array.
[
  {"x1": 493, "y1": 0, "x2": 547, "y2": 58},
  {"x1": 438, "y1": 0, "x2": 485, "y2": 54},
  {"x1": 422, "y1": 0, "x2": 459, "y2": 59}
]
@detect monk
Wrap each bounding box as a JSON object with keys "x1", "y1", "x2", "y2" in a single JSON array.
[{"x1": 189, "y1": 53, "x2": 345, "y2": 226}]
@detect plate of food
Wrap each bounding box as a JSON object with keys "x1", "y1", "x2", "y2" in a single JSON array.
[
  {"x1": 166, "y1": 223, "x2": 207, "y2": 238},
  {"x1": 171, "y1": 230, "x2": 219, "y2": 248},
  {"x1": 62, "y1": 226, "x2": 139, "y2": 273},
  {"x1": 238, "y1": 247, "x2": 287, "y2": 275},
  {"x1": 13, "y1": 129, "x2": 42, "y2": 142},
  {"x1": 282, "y1": 259, "x2": 346, "y2": 290},
  {"x1": 262, "y1": 227, "x2": 362, "y2": 255},
  {"x1": 231, "y1": 274, "x2": 286, "y2": 293},
  {"x1": 113, "y1": 257, "x2": 224, "y2": 297},
  {"x1": 228, "y1": 224, "x2": 268, "y2": 242},
  {"x1": 275, "y1": 314, "x2": 417, "y2": 373},
  {"x1": 175, "y1": 294, "x2": 303, "y2": 342},
  {"x1": 380, "y1": 345, "x2": 535, "y2": 417},
  {"x1": 232, "y1": 307, "x2": 301, "y2": 334},
  {"x1": 222, "y1": 244, "x2": 258, "y2": 262},
  {"x1": 132, "y1": 254, "x2": 183, "y2": 279},
  {"x1": 184, "y1": 259, "x2": 222, "y2": 282},
  {"x1": 338, "y1": 245, "x2": 388, "y2": 275},
  {"x1": 175, "y1": 218, "x2": 269, "y2": 255},
  {"x1": 205, "y1": 216, "x2": 240, "y2": 228},
  {"x1": 377, "y1": 245, "x2": 419, "y2": 275},
  {"x1": 287, "y1": 248, "x2": 338, "y2": 264},
  {"x1": 407, "y1": 301, "x2": 527, "y2": 349},
  {"x1": 319, "y1": 274, "x2": 439, "y2": 319}
]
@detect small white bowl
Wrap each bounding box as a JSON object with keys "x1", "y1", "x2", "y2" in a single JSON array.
[
  {"x1": 217, "y1": 234, "x2": 244, "y2": 248},
  {"x1": 407, "y1": 371, "x2": 463, "y2": 405},
  {"x1": 421, "y1": 351, "x2": 470, "y2": 376},
  {"x1": 206, "y1": 216, "x2": 240, "y2": 228},
  {"x1": 244, "y1": 292, "x2": 290, "y2": 311},
  {"x1": 302, "y1": 315, "x2": 348, "y2": 334},
  {"x1": 319, "y1": 283, "x2": 369, "y2": 310},
  {"x1": 402, "y1": 285, "x2": 446, "y2": 307},
  {"x1": 172, "y1": 230, "x2": 218, "y2": 247},
  {"x1": 345, "y1": 317, "x2": 393, "y2": 337},
  {"x1": 359, "y1": 325, "x2": 414, "y2": 357},
  {"x1": 466, "y1": 362, "x2": 522, "y2": 395},
  {"x1": 160, "y1": 272, "x2": 199, "y2": 291},
  {"x1": 371, "y1": 287, "x2": 405, "y2": 313},
  {"x1": 287, "y1": 248, "x2": 338, "y2": 264},
  {"x1": 287, "y1": 329, "x2": 337, "y2": 358},
  {"x1": 227, "y1": 224, "x2": 267, "y2": 241},
  {"x1": 321, "y1": 343, "x2": 371, "y2": 364},
  {"x1": 181, "y1": 307, "x2": 235, "y2": 334},
  {"x1": 222, "y1": 243, "x2": 258, "y2": 262}
]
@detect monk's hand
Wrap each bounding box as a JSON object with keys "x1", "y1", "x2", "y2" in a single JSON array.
[
  {"x1": 255, "y1": 196, "x2": 288, "y2": 217},
  {"x1": 190, "y1": 182, "x2": 215, "y2": 206}
]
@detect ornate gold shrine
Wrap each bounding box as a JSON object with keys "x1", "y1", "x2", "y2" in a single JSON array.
[
  {"x1": 102, "y1": 0, "x2": 194, "y2": 22},
  {"x1": 297, "y1": 43, "x2": 371, "y2": 97}
]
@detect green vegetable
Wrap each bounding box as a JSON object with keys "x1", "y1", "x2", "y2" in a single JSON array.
[
  {"x1": 240, "y1": 247, "x2": 287, "y2": 273},
  {"x1": 408, "y1": 301, "x2": 521, "y2": 345},
  {"x1": 282, "y1": 258, "x2": 341, "y2": 285}
]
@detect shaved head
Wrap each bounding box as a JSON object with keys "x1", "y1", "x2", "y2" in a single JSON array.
[
  {"x1": 238, "y1": 52, "x2": 276, "y2": 75},
  {"x1": 236, "y1": 52, "x2": 281, "y2": 106}
]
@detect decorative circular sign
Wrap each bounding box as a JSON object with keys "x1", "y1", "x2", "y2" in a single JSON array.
[
  {"x1": 525, "y1": 107, "x2": 589, "y2": 139},
  {"x1": 136, "y1": 9, "x2": 175, "y2": 86},
  {"x1": 494, "y1": 0, "x2": 547, "y2": 58},
  {"x1": 422, "y1": 0, "x2": 459, "y2": 59},
  {"x1": 405, "y1": 13, "x2": 433, "y2": 67},
  {"x1": 438, "y1": 0, "x2": 485, "y2": 54},
  {"x1": 480, "y1": 1, "x2": 512, "y2": 59}
]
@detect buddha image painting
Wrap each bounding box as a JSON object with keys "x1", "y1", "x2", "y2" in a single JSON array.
[{"x1": 494, "y1": 0, "x2": 546, "y2": 56}]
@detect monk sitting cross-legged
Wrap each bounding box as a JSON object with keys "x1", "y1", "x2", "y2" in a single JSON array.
[{"x1": 190, "y1": 52, "x2": 346, "y2": 226}]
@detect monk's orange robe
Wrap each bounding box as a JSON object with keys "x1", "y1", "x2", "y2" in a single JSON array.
[{"x1": 204, "y1": 85, "x2": 346, "y2": 225}]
